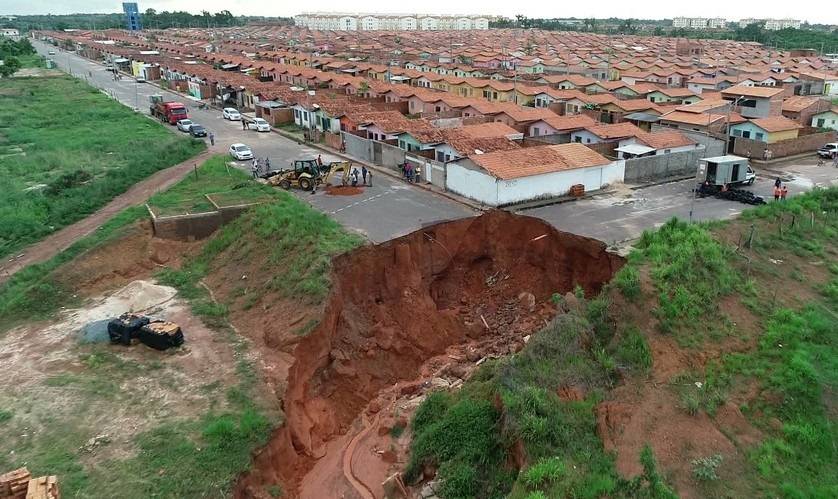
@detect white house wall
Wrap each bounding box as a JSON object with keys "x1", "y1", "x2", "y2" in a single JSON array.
[
  {"x1": 446, "y1": 163, "x2": 499, "y2": 206},
  {"x1": 446, "y1": 160, "x2": 626, "y2": 207}
]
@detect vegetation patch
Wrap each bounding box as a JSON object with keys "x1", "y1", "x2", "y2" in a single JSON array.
[{"x1": 0, "y1": 74, "x2": 204, "y2": 259}]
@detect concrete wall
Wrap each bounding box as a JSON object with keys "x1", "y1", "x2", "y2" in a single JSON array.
[
  {"x1": 732, "y1": 130, "x2": 836, "y2": 159},
  {"x1": 406, "y1": 154, "x2": 446, "y2": 188},
  {"x1": 342, "y1": 131, "x2": 373, "y2": 162},
  {"x1": 380, "y1": 141, "x2": 406, "y2": 168},
  {"x1": 624, "y1": 147, "x2": 709, "y2": 183},
  {"x1": 150, "y1": 205, "x2": 251, "y2": 241}
]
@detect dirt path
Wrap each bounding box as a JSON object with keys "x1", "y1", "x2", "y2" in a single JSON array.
[
  {"x1": 342, "y1": 412, "x2": 379, "y2": 499},
  {"x1": 0, "y1": 149, "x2": 214, "y2": 285}
]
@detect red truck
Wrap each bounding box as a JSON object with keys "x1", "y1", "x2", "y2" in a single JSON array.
[{"x1": 149, "y1": 95, "x2": 188, "y2": 124}]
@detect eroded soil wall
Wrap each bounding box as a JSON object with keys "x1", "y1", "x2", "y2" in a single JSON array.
[{"x1": 236, "y1": 211, "x2": 623, "y2": 497}]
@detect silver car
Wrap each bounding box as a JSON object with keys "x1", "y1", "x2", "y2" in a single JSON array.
[{"x1": 229, "y1": 143, "x2": 253, "y2": 161}]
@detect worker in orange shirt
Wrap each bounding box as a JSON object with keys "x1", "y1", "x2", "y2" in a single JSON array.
[{"x1": 773, "y1": 185, "x2": 781, "y2": 201}]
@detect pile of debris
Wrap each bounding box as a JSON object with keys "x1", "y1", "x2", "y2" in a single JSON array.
[
  {"x1": 697, "y1": 183, "x2": 766, "y2": 205},
  {"x1": 107, "y1": 313, "x2": 184, "y2": 351},
  {"x1": 0, "y1": 468, "x2": 58, "y2": 499}
]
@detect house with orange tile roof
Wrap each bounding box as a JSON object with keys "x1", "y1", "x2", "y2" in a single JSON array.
[
  {"x1": 728, "y1": 117, "x2": 803, "y2": 143},
  {"x1": 781, "y1": 96, "x2": 832, "y2": 126},
  {"x1": 445, "y1": 143, "x2": 625, "y2": 206},
  {"x1": 570, "y1": 122, "x2": 644, "y2": 145},
  {"x1": 527, "y1": 114, "x2": 598, "y2": 138},
  {"x1": 659, "y1": 110, "x2": 747, "y2": 133},
  {"x1": 721, "y1": 85, "x2": 785, "y2": 119}
]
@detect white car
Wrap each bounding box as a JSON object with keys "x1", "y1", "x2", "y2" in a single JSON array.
[
  {"x1": 135, "y1": 75, "x2": 146, "y2": 83},
  {"x1": 248, "y1": 118, "x2": 271, "y2": 132},
  {"x1": 223, "y1": 108, "x2": 241, "y2": 121},
  {"x1": 176, "y1": 119, "x2": 193, "y2": 132},
  {"x1": 229, "y1": 143, "x2": 254, "y2": 161}
]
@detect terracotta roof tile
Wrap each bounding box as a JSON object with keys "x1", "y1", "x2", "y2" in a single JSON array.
[
  {"x1": 749, "y1": 116, "x2": 804, "y2": 132},
  {"x1": 467, "y1": 143, "x2": 611, "y2": 180},
  {"x1": 636, "y1": 130, "x2": 696, "y2": 149}
]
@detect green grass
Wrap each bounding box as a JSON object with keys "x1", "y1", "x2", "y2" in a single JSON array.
[
  {"x1": 632, "y1": 218, "x2": 738, "y2": 341},
  {"x1": 405, "y1": 302, "x2": 677, "y2": 499},
  {"x1": 148, "y1": 156, "x2": 272, "y2": 216},
  {"x1": 0, "y1": 206, "x2": 146, "y2": 331},
  {"x1": 158, "y1": 186, "x2": 363, "y2": 306},
  {"x1": 0, "y1": 75, "x2": 205, "y2": 259}
]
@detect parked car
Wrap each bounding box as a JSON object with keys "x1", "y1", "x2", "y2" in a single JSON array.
[
  {"x1": 135, "y1": 75, "x2": 146, "y2": 83},
  {"x1": 229, "y1": 143, "x2": 254, "y2": 161},
  {"x1": 189, "y1": 124, "x2": 207, "y2": 138},
  {"x1": 176, "y1": 119, "x2": 194, "y2": 132},
  {"x1": 817, "y1": 143, "x2": 838, "y2": 158},
  {"x1": 248, "y1": 118, "x2": 271, "y2": 132},
  {"x1": 48, "y1": 49, "x2": 56, "y2": 55},
  {"x1": 222, "y1": 108, "x2": 242, "y2": 121}
]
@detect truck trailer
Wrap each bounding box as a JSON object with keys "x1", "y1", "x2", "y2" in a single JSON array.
[
  {"x1": 697, "y1": 155, "x2": 756, "y2": 187},
  {"x1": 149, "y1": 95, "x2": 188, "y2": 125}
]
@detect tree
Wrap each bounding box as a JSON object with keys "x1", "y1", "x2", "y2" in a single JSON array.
[
  {"x1": 0, "y1": 56, "x2": 21, "y2": 77},
  {"x1": 654, "y1": 26, "x2": 664, "y2": 36}
]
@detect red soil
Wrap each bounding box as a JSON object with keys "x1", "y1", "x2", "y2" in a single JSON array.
[
  {"x1": 235, "y1": 210, "x2": 623, "y2": 498},
  {"x1": 325, "y1": 185, "x2": 364, "y2": 196}
]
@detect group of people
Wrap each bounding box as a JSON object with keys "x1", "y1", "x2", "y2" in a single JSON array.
[
  {"x1": 250, "y1": 157, "x2": 271, "y2": 178},
  {"x1": 348, "y1": 165, "x2": 371, "y2": 187},
  {"x1": 401, "y1": 162, "x2": 421, "y2": 183},
  {"x1": 773, "y1": 177, "x2": 789, "y2": 201}
]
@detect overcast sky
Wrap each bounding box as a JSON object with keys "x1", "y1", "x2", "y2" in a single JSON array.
[{"x1": 3, "y1": 1, "x2": 831, "y2": 25}]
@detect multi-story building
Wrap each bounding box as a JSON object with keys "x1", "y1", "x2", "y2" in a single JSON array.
[
  {"x1": 739, "y1": 18, "x2": 801, "y2": 30},
  {"x1": 294, "y1": 13, "x2": 490, "y2": 31},
  {"x1": 764, "y1": 19, "x2": 801, "y2": 30},
  {"x1": 122, "y1": 2, "x2": 142, "y2": 31},
  {"x1": 672, "y1": 17, "x2": 726, "y2": 30}
]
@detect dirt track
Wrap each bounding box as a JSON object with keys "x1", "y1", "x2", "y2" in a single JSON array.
[{"x1": 0, "y1": 150, "x2": 213, "y2": 286}]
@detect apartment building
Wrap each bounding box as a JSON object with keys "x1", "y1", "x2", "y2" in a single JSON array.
[
  {"x1": 739, "y1": 18, "x2": 801, "y2": 30},
  {"x1": 294, "y1": 13, "x2": 490, "y2": 31},
  {"x1": 672, "y1": 17, "x2": 726, "y2": 29}
]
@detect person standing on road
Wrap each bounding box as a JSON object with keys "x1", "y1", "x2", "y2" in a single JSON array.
[
  {"x1": 833, "y1": 154, "x2": 838, "y2": 168},
  {"x1": 361, "y1": 165, "x2": 368, "y2": 185},
  {"x1": 208, "y1": 132, "x2": 215, "y2": 146},
  {"x1": 242, "y1": 119, "x2": 247, "y2": 131},
  {"x1": 773, "y1": 184, "x2": 781, "y2": 201},
  {"x1": 317, "y1": 154, "x2": 323, "y2": 166},
  {"x1": 368, "y1": 170, "x2": 373, "y2": 187},
  {"x1": 781, "y1": 184, "x2": 788, "y2": 201},
  {"x1": 251, "y1": 158, "x2": 259, "y2": 178},
  {"x1": 265, "y1": 157, "x2": 271, "y2": 172},
  {"x1": 774, "y1": 176, "x2": 781, "y2": 189}
]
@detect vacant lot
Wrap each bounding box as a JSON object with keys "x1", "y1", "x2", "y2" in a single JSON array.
[
  {"x1": 0, "y1": 156, "x2": 363, "y2": 497},
  {"x1": 0, "y1": 75, "x2": 204, "y2": 259}
]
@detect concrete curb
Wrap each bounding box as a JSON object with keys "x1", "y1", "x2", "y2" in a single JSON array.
[
  {"x1": 511, "y1": 189, "x2": 615, "y2": 212},
  {"x1": 629, "y1": 175, "x2": 695, "y2": 190}
]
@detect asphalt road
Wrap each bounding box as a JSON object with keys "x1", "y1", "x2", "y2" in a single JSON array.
[
  {"x1": 35, "y1": 41, "x2": 838, "y2": 246},
  {"x1": 35, "y1": 41, "x2": 476, "y2": 243},
  {"x1": 526, "y1": 160, "x2": 838, "y2": 244}
]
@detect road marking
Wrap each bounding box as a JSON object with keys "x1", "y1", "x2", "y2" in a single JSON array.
[{"x1": 330, "y1": 191, "x2": 391, "y2": 214}]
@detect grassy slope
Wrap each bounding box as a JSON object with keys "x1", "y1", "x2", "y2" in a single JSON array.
[
  {"x1": 405, "y1": 189, "x2": 838, "y2": 499},
  {"x1": 0, "y1": 75, "x2": 205, "y2": 259}
]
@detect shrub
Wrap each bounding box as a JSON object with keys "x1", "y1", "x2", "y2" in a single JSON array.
[
  {"x1": 614, "y1": 265, "x2": 641, "y2": 300},
  {"x1": 522, "y1": 457, "x2": 566, "y2": 488},
  {"x1": 691, "y1": 454, "x2": 723, "y2": 481}
]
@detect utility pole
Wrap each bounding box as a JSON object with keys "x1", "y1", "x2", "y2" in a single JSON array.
[{"x1": 723, "y1": 96, "x2": 743, "y2": 154}]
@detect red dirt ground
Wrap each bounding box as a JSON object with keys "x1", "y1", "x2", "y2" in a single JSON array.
[
  {"x1": 234, "y1": 211, "x2": 624, "y2": 498},
  {"x1": 325, "y1": 185, "x2": 365, "y2": 196}
]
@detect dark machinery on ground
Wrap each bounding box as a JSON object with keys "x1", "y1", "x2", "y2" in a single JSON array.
[
  {"x1": 107, "y1": 313, "x2": 184, "y2": 350},
  {"x1": 263, "y1": 160, "x2": 351, "y2": 190}
]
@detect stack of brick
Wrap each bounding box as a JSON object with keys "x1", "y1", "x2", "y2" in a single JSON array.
[
  {"x1": 25, "y1": 476, "x2": 59, "y2": 499},
  {"x1": 0, "y1": 468, "x2": 30, "y2": 499},
  {"x1": 0, "y1": 469, "x2": 59, "y2": 499}
]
